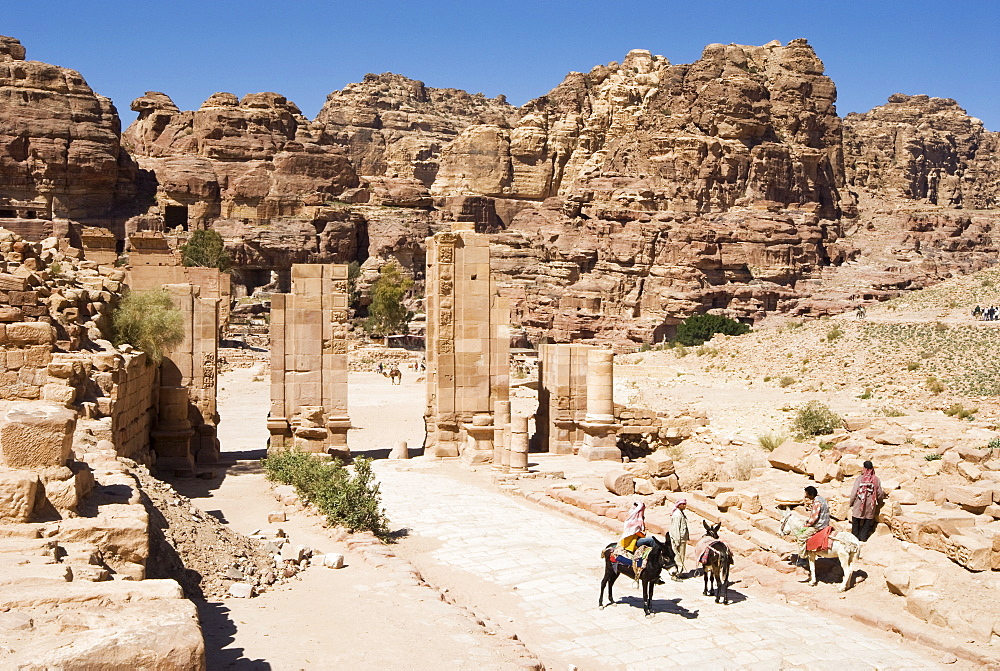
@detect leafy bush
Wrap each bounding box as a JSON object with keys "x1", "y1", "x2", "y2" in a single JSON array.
[
  {"x1": 778, "y1": 376, "x2": 796, "y2": 388},
  {"x1": 180, "y1": 229, "x2": 232, "y2": 272},
  {"x1": 826, "y1": 325, "x2": 844, "y2": 342},
  {"x1": 858, "y1": 387, "x2": 873, "y2": 399},
  {"x1": 792, "y1": 401, "x2": 841, "y2": 437},
  {"x1": 639, "y1": 343, "x2": 651, "y2": 352},
  {"x1": 987, "y1": 438, "x2": 1000, "y2": 452},
  {"x1": 924, "y1": 453, "x2": 942, "y2": 461},
  {"x1": 674, "y1": 344, "x2": 689, "y2": 358},
  {"x1": 758, "y1": 434, "x2": 788, "y2": 452},
  {"x1": 878, "y1": 406, "x2": 906, "y2": 418},
  {"x1": 675, "y1": 314, "x2": 750, "y2": 346},
  {"x1": 906, "y1": 361, "x2": 920, "y2": 371},
  {"x1": 695, "y1": 345, "x2": 719, "y2": 357},
  {"x1": 262, "y1": 450, "x2": 391, "y2": 541},
  {"x1": 112, "y1": 289, "x2": 185, "y2": 364}
]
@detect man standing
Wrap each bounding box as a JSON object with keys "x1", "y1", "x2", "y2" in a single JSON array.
[
  {"x1": 849, "y1": 460, "x2": 885, "y2": 541},
  {"x1": 669, "y1": 499, "x2": 689, "y2": 580}
]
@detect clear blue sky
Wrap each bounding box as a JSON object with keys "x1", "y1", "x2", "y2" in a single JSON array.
[{"x1": 6, "y1": 0, "x2": 999, "y2": 130}]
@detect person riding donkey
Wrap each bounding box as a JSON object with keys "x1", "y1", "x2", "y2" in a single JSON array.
[
  {"x1": 612, "y1": 501, "x2": 662, "y2": 581},
  {"x1": 797, "y1": 486, "x2": 833, "y2": 559}
]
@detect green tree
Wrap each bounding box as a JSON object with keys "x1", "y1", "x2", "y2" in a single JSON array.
[
  {"x1": 347, "y1": 260, "x2": 362, "y2": 310},
  {"x1": 112, "y1": 289, "x2": 186, "y2": 364},
  {"x1": 675, "y1": 313, "x2": 750, "y2": 346},
  {"x1": 365, "y1": 262, "x2": 413, "y2": 337},
  {"x1": 180, "y1": 229, "x2": 232, "y2": 272}
]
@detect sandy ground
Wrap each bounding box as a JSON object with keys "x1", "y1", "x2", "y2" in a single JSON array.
[{"x1": 178, "y1": 366, "x2": 529, "y2": 670}]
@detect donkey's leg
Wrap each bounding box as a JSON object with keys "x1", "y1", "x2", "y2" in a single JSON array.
[
  {"x1": 721, "y1": 563, "x2": 730, "y2": 604},
  {"x1": 703, "y1": 566, "x2": 710, "y2": 596},
  {"x1": 808, "y1": 555, "x2": 818, "y2": 586},
  {"x1": 839, "y1": 547, "x2": 852, "y2": 592}
]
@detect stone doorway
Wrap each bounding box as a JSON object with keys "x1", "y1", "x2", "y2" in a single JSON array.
[{"x1": 164, "y1": 204, "x2": 189, "y2": 230}]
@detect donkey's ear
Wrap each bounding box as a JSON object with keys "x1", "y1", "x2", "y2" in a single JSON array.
[
  {"x1": 703, "y1": 520, "x2": 711, "y2": 532},
  {"x1": 713, "y1": 522, "x2": 722, "y2": 534}
]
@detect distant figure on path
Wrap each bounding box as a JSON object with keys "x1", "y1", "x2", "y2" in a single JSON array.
[
  {"x1": 669, "y1": 499, "x2": 689, "y2": 580},
  {"x1": 388, "y1": 365, "x2": 401, "y2": 385},
  {"x1": 855, "y1": 305, "x2": 866, "y2": 320},
  {"x1": 849, "y1": 460, "x2": 885, "y2": 541}
]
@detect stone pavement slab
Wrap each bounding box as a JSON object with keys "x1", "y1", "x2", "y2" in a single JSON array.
[{"x1": 375, "y1": 464, "x2": 944, "y2": 670}]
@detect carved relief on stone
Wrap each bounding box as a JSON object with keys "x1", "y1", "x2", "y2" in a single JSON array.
[
  {"x1": 330, "y1": 339, "x2": 348, "y2": 354},
  {"x1": 331, "y1": 308, "x2": 350, "y2": 323},
  {"x1": 331, "y1": 280, "x2": 348, "y2": 294},
  {"x1": 202, "y1": 353, "x2": 217, "y2": 388},
  {"x1": 439, "y1": 338, "x2": 454, "y2": 353},
  {"x1": 439, "y1": 309, "x2": 453, "y2": 325},
  {"x1": 438, "y1": 245, "x2": 455, "y2": 264},
  {"x1": 440, "y1": 279, "x2": 453, "y2": 296}
]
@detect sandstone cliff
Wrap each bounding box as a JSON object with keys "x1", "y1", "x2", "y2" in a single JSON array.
[{"x1": 0, "y1": 36, "x2": 130, "y2": 227}]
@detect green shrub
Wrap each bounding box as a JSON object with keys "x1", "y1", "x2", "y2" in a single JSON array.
[
  {"x1": 906, "y1": 361, "x2": 920, "y2": 371},
  {"x1": 925, "y1": 376, "x2": 946, "y2": 394},
  {"x1": 924, "y1": 453, "x2": 942, "y2": 461},
  {"x1": 987, "y1": 438, "x2": 1000, "y2": 452},
  {"x1": 859, "y1": 387, "x2": 873, "y2": 399},
  {"x1": 675, "y1": 313, "x2": 750, "y2": 346},
  {"x1": 695, "y1": 345, "x2": 719, "y2": 357},
  {"x1": 262, "y1": 450, "x2": 391, "y2": 541},
  {"x1": 778, "y1": 376, "x2": 795, "y2": 388},
  {"x1": 675, "y1": 344, "x2": 689, "y2": 358},
  {"x1": 763, "y1": 375, "x2": 772, "y2": 382},
  {"x1": 878, "y1": 406, "x2": 906, "y2": 418},
  {"x1": 758, "y1": 434, "x2": 788, "y2": 452},
  {"x1": 180, "y1": 229, "x2": 232, "y2": 272},
  {"x1": 792, "y1": 401, "x2": 841, "y2": 437},
  {"x1": 111, "y1": 289, "x2": 185, "y2": 364},
  {"x1": 826, "y1": 325, "x2": 844, "y2": 342},
  {"x1": 639, "y1": 343, "x2": 651, "y2": 352},
  {"x1": 943, "y1": 403, "x2": 977, "y2": 420}
]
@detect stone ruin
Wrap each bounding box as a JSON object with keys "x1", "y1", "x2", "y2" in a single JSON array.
[
  {"x1": 267, "y1": 263, "x2": 350, "y2": 457},
  {"x1": 127, "y1": 238, "x2": 228, "y2": 474},
  {"x1": 424, "y1": 223, "x2": 510, "y2": 462}
]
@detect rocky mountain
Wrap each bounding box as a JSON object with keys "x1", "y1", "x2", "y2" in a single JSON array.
[{"x1": 0, "y1": 35, "x2": 998, "y2": 342}]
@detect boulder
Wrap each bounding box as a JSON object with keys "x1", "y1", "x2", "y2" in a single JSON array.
[
  {"x1": 737, "y1": 491, "x2": 762, "y2": 514},
  {"x1": 944, "y1": 484, "x2": 993, "y2": 511},
  {"x1": 228, "y1": 582, "x2": 255, "y2": 598},
  {"x1": 323, "y1": 553, "x2": 345, "y2": 569},
  {"x1": 957, "y1": 462, "x2": 982, "y2": 482},
  {"x1": 767, "y1": 440, "x2": 815, "y2": 473},
  {"x1": 716, "y1": 492, "x2": 741, "y2": 509},
  {"x1": 702, "y1": 481, "x2": 735, "y2": 497},
  {"x1": 603, "y1": 469, "x2": 635, "y2": 496},
  {"x1": 651, "y1": 474, "x2": 680, "y2": 491},
  {"x1": 634, "y1": 478, "x2": 654, "y2": 495}
]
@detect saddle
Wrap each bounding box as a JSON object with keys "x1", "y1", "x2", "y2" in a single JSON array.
[
  {"x1": 805, "y1": 526, "x2": 835, "y2": 552},
  {"x1": 698, "y1": 540, "x2": 727, "y2": 565},
  {"x1": 610, "y1": 545, "x2": 653, "y2": 578}
]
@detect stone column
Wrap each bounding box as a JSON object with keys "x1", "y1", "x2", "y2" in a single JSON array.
[
  {"x1": 509, "y1": 414, "x2": 529, "y2": 473},
  {"x1": 152, "y1": 386, "x2": 196, "y2": 474},
  {"x1": 492, "y1": 399, "x2": 510, "y2": 470},
  {"x1": 578, "y1": 349, "x2": 622, "y2": 461}
]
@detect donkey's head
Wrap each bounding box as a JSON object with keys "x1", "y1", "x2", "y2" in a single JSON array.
[
  {"x1": 647, "y1": 535, "x2": 676, "y2": 578},
  {"x1": 703, "y1": 520, "x2": 722, "y2": 539}
]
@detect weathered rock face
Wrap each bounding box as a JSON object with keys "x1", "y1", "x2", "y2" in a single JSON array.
[
  {"x1": 123, "y1": 91, "x2": 359, "y2": 229},
  {"x1": 433, "y1": 42, "x2": 844, "y2": 219},
  {"x1": 0, "y1": 36, "x2": 128, "y2": 226},
  {"x1": 844, "y1": 94, "x2": 1000, "y2": 209},
  {"x1": 314, "y1": 73, "x2": 514, "y2": 185}
]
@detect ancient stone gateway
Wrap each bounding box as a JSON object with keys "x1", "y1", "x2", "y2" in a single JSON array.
[
  {"x1": 267, "y1": 263, "x2": 350, "y2": 457},
  {"x1": 424, "y1": 224, "x2": 509, "y2": 460}
]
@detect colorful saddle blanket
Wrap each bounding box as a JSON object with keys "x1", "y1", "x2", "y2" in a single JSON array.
[
  {"x1": 805, "y1": 526, "x2": 834, "y2": 552},
  {"x1": 610, "y1": 545, "x2": 653, "y2": 577},
  {"x1": 698, "y1": 540, "x2": 727, "y2": 565}
]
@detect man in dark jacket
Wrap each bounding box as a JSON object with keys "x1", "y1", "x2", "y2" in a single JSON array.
[{"x1": 849, "y1": 460, "x2": 885, "y2": 541}]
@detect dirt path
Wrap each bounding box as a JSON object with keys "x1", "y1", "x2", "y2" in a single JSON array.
[{"x1": 179, "y1": 366, "x2": 530, "y2": 670}]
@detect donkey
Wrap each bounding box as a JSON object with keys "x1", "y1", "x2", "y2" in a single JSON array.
[
  {"x1": 699, "y1": 521, "x2": 734, "y2": 604},
  {"x1": 388, "y1": 367, "x2": 402, "y2": 385},
  {"x1": 779, "y1": 512, "x2": 861, "y2": 591},
  {"x1": 599, "y1": 535, "x2": 675, "y2": 616}
]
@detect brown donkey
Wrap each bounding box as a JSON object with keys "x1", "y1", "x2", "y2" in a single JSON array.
[{"x1": 699, "y1": 521, "x2": 734, "y2": 604}]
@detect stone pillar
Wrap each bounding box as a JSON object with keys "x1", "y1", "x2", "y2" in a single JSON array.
[
  {"x1": 536, "y1": 343, "x2": 591, "y2": 454},
  {"x1": 492, "y1": 399, "x2": 510, "y2": 470},
  {"x1": 509, "y1": 414, "x2": 529, "y2": 473},
  {"x1": 425, "y1": 224, "x2": 509, "y2": 459},
  {"x1": 268, "y1": 264, "x2": 350, "y2": 457},
  {"x1": 578, "y1": 349, "x2": 622, "y2": 461},
  {"x1": 461, "y1": 413, "x2": 495, "y2": 466}
]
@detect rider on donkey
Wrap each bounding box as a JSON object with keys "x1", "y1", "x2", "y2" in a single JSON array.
[
  {"x1": 619, "y1": 501, "x2": 655, "y2": 552},
  {"x1": 797, "y1": 486, "x2": 831, "y2": 559}
]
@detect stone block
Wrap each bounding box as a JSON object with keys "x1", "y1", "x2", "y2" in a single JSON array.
[
  {"x1": 228, "y1": 582, "x2": 255, "y2": 598},
  {"x1": 634, "y1": 478, "x2": 654, "y2": 495},
  {"x1": 0, "y1": 402, "x2": 76, "y2": 469},
  {"x1": 603, "y1": 470, "x2": 635, "y2": 496},
  {"x1": 57, "y1": 504, "x2": 149, "y2": 566},
  {"x1": 767, "y1": 440, "x2": 815, "y2": 472},
  {"x1": 716, "y1": 492, "x2": 741, "y2": 509},
  {"x1": 323, "y1": 553, "x2": 345, "y2": 568},
  {"x1": 944, "y1": 484, "x2": 992, "y2": 511},
  {"x1": 737, "y1": 491, "x2": 761, "y2": 514},
  {"x1": 268, "y1": 510, "x2": 287, "y2": 524},
  {"x1": 703, "y1": 481, "x2": 735, "y2": 497},
  {"x1": 958, "y1": 462, "x2": 982, "y2": 482},
  {"x1": 652, "y1": 474, "x2": 680, "y2": 491},
  {"x1": 0, "y1": 469, "x2": 39, "y2": 521},
  {"x1": 5, "y1": 321, "x2": 53, "y2": 345},
  {"x1": 645, "y1": 450, "x2": 675, "y2": 476},
  {"x1": 280, "y1": 543, "x2": 305, "y2": 563}
]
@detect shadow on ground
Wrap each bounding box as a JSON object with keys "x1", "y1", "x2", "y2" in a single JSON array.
[
  {"x1": 197, "y1": 600, "x2": 272, "y2": 669},
  {"x1": 615, "y1": 595, "x2": 700, "y2": 619}
]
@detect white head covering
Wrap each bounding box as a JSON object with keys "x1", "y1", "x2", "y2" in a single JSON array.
[{"x1": 621, "y1": 501, "x2": 646, "y2": 540}]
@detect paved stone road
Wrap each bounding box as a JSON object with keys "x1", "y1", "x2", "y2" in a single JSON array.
[{"x1": 375, "y1": 465, "x2": 942, "y2": 670}]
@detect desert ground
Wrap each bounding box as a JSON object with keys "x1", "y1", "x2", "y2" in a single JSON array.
[{"x1": 172, "y1": 265, "x2": 1000, "y2": 670}]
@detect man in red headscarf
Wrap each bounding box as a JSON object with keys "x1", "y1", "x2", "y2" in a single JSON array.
[{"x1": 849, "y1": 460, "x2": 885, "y2": 541}]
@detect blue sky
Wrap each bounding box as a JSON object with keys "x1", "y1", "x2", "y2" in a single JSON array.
[{"x1": 5, "y1": 0, "x2": 999, "y2": 129}]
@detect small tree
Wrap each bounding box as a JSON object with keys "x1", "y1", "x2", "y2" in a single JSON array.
[
  {"x1": 365, "y1": 263, "x2": 413, "y2": 337},
  {"x1": 112, "y1": 289, "x2": 185, "y2": 364},
  {"x1": 180, "y1": 229, "x2": 232, "y2": 272},
  {"x1": 347, "y1": 261, "x2": 362, "y2": 310},
  {"x1": 675, "y1": 313, "x2": 750, "y2": 346}
]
